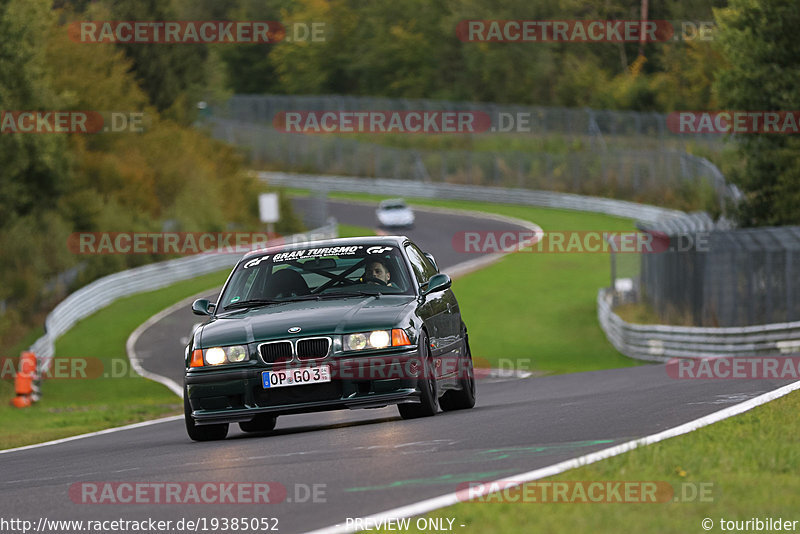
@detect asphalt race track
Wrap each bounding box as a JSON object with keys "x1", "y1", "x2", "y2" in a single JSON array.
[{"x1": 0, "y1": 199, "x2": 794, "y2": 534}]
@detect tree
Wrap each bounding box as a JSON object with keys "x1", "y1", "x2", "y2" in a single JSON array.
[
  {"x1": 714, "y1": 0, "x2": 800, "y2": 226},
  {"x1": 106, "y1": 0, "x2": 209, "y2": 124},
  {"x1": 0, "y1": 0, "x2": 70, "y2": 225}
]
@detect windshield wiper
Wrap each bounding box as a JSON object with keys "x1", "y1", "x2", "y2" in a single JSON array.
[
  {"x1": 316, "y1": 291, "x2": 379, "y2": 299},
  {"x1": 284, "y1": 294, "x2": 323, "y2": 302},
  {"x1": 223, "y1": 299, "x2": 284, "y2": 310}
]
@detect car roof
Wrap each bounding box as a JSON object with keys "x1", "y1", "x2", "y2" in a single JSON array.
[{"x1": 242, "y1": 235, "x2": 411, "y2": 259}]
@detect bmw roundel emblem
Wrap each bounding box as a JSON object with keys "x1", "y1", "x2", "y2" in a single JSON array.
[{"x1": 288, "y1": 326, "x2": 301, "y2": 333}]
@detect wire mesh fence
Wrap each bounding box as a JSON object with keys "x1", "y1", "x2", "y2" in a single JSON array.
[
  {"x1": 202, "y1": 95, "x2": 737, "y2": 211},
  {"x1": 638, "y1": 225, "x2": 800, "y2": 327}
]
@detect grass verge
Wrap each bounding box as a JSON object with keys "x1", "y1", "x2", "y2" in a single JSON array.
[
  {"x1": 0, "y1": 269, "x2": 231, "y2": 450},
  {"x1": 338, "y1": 223, "x2": 376, "y2": 238},
  {"x1": 376, "y1": 389, "x2": 800, "y2": 534}
]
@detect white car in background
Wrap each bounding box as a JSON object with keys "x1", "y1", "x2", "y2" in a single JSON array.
[{"x1": 376, "y1": 199, "x2": 415, "y2": 229}]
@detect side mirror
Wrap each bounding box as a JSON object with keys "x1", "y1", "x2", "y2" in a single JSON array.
[
  {"x1": 192, "y1": 299, "x2": 214, "y2": 316},
  {"x1": 422, "y1": 273, "x2": 451, "y2": 295},
  {"x1": 423, "y1": 252, "x2": 439, "y2": 272}
]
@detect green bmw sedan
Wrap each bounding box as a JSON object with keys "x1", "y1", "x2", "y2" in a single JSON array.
[{"x1": 184, "y1": 236, "x2": 475, "y2": 441}]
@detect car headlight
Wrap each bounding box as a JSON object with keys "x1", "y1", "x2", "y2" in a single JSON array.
[
  {"x1": 370, "y1": 330, "x2": 391, "y2": 348},
  {"x1": 192, "y1": 345, "x2": 248, "y2": 367},
  {"x1": 343, "y1": 329, "x2": 411, "y2": 352},
  {"x1": 346, "y1": 333, "x2": 367, "y2": 351}
]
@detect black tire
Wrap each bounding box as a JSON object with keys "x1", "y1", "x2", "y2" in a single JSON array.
[
  {"x1": 184, "y1": 388, "x2": 228, "y2": 442},
  {"x1": 239, "y1": 414, "x2": 277, "y2": 433},
  {"x1": 398, "y1": 333, "x2": 438, "y2": 419},
  {"x1": 439, "y1": 336, "x2": 476, "y2": 412}
]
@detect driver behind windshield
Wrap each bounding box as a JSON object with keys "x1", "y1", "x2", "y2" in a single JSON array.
[{"x1": 364, "y1": 258, "x2": 394, "y2": 286}]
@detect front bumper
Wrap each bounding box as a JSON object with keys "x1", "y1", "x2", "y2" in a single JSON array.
[{"x1": 185, "y1": 349, "x2": 423, "y2": 425}]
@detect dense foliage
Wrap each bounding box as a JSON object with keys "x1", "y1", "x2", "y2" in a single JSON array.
[
  {"x1": 714, "y1": 0, "x2": 800, "y2": 226},
  {"x1": 220, "y1": 0, "x2": 724, "y2": 112}
]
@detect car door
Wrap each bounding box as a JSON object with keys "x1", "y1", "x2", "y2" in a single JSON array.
[
  {"x1": 405, "y1": 243, "x2": 453, "y2": 378},
  {"x1": 421, "y1": 248, "x2": 462, "y2": 379}
]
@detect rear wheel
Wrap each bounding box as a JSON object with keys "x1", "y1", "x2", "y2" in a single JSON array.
[
  {"x1": 439, "y1": 335, "x2": 476, "y2": 411},
  {"x1": 398, "y1": 333, "x2": 438, "y2": 419},
  {"x1": 184, "y1": 388, "x2": 228, "y2": 442},
  {"x1": 239, "y1": 414, "x2": 277, "y2": 433}
]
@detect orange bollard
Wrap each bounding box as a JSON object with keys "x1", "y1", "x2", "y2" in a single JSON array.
[
  {"x1": 11, "y1": 351, "x2": 37, "y2": 408},
  {"x1": 11, "y1": 395, "x2": 32, "y2": 408}
]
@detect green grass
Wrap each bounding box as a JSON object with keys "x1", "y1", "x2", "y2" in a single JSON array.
[
  {"x1": 378, "y1": 389, "x2": 800, "y2": 534},
  {"x1": 455, "y1": 252, "x2": 636, "y2": 374},
  {"x1": 302, "y1": 190, "x2": 641, "y2": 374},
  {"x1": 0, "y1": 269, "x2": 230, "y2": 450},
  {"x1": 303, "y1": 130, "x2": 720, "y2": 160},
  {"x1": 338, "y1": 223, "x2": 376, "y2": 238}
]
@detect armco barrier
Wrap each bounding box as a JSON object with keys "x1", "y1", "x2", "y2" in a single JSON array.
[
  {"x1": 597, "y1": 288, "x2": 800, "y2": 362},
  {"x1": 29, "y1": 224, "x2": 337, "y2": 374},
  {"x1": 257, "y1": 171, "x2": 696, "y2": 226}
]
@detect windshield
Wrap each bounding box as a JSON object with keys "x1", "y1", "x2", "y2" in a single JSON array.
[{"x1": 218, "y1": 244, "x2": 414, "y2": 309}]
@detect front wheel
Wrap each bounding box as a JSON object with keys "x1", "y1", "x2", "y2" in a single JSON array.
[
  {"x1": 439, "y1": 336, "x2": 476, "y2": 411},
  {"x1": 398, "y1": 333, "x2": 438, "y2": 419},
  {"x1": 184, "y1": 388, "x2": 228, "y2": 442}
]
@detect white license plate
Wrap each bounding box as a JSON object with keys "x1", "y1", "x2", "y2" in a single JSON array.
[{"x1": 262, "y1": 365, "x2": 331, "y2": 388}]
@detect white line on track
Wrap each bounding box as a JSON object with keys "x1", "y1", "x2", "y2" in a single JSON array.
[
  {"x1": 306, "y1": 379, "x2": 800, "y2": 534},
  {"x1": 0, "y1": 415, "x2": 182, "y2": 455},
  {"x1": 125, "y1": 288, "x2": 219, "y2": 398}
]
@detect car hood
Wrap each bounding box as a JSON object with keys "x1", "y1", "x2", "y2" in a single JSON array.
[{"x1": 199, "y1": 295, "x2": 417, "y2": 347}]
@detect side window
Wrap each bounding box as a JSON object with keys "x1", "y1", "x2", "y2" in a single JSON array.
[
  {"x1": 241, "y1": 269, "x2": 260, "y2": 298},
  {"x1": 405, "y1": 244, "x2": 437, "y2": 285},
  {"x1": 225, "y1": 267, "x2": 260, "y2": 304}
]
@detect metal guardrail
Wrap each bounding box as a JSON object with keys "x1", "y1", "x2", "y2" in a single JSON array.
[
  {"x1": 208, "y1": 94, "x2": 740, "y2": 211},
  {"x1": 258, "y1": 171, "x2": 693, "y2": 226},
  {"x1": 29, "y1": 224, "x2": 338, "y2": 373},
  {"x1": 597, "y1": 288, "x2": 800, "y2": 362},
  {"x1": 213, "y1": 117, "x2": 736, "y2": 211}
]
